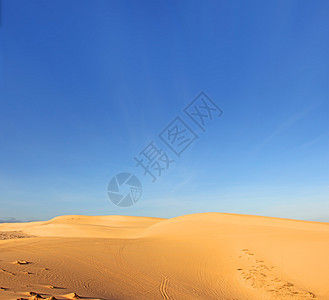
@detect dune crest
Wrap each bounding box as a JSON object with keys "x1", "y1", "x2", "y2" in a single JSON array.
[{"x1": 0, "y1": 213, "x2": 328, "y2": 299}]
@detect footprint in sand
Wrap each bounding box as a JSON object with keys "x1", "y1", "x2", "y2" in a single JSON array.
[
  {"x1": 13, "y1": 260, "x2": 30, "y2": 265},
  {"x1": 43, "y1": 285, "x2": 64, "y2": 290},
  {"x1": 64, "y1": 293, "x2": 81, "y2": 299},
  {"x1": 45, "y1": 285, "x2": 55, "y2": 289},
  {"x1": 24, "y1": 292, "x2": 43, "y2": 298},
  {"x1": 23, "y1": 271, "x2": 33, "y2": 275},
  {"x1": 237, "y1": 249, "x2": 317, "y2": 298},
  {"x1": 0, "y1": 268, "x2": 15, "y2": 275}
]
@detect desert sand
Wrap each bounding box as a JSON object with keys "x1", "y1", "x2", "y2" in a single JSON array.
[{"x1": 0, "y1": 213, "x2": 328, "y2": 300}]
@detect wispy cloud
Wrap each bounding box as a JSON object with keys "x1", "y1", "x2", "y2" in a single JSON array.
[
  {"x1": 294, "y1": 132, "x2": 329, "y2": 150},
  {"x1": 267, "y1": 106, "x2": 314, "y2": 143},
  {"x1": 251, "y1": 104, "x2": 318, "y2": 157}
]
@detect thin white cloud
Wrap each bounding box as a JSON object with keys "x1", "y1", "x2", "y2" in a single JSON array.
[{"x1": 255, "y1": 104, "x2": 318, "y2": 151}]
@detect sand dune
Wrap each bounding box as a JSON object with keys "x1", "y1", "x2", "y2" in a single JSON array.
[{"x1": 0, "y1": 213, "x2": 328, "y2": 299}]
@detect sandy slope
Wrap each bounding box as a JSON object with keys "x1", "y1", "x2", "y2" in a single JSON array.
[{"x1": 0, "y1": 213, "x2": 328, "y2": 300}]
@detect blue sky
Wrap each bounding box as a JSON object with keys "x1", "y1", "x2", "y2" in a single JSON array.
[{"x1": 0, "y1": 0, "x2": 328, "y2": 221}]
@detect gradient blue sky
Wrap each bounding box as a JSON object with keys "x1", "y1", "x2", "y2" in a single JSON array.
[{"x1": 0, "y1": 0, "x2": 328, "y2": 221}]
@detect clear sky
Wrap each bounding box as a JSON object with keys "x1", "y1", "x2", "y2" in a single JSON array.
[{"x1": 0, "y1": 0, "x2": 328, "y2": 222}]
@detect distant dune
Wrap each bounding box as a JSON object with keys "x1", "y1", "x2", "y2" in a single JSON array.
[
  {"x1": 0, "y1": 218, "x2": 23, "y2": 223},
  {"x1": 0, "y1": 213, "x2": 328, "y2": 299}
]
